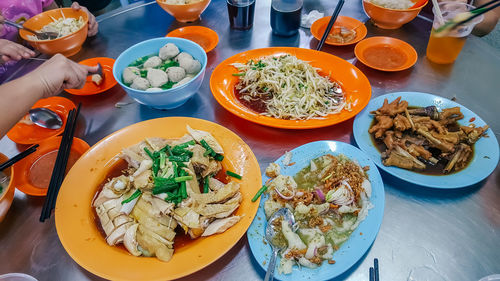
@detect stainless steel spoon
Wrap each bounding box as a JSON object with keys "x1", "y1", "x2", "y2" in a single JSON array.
[
  {"x1": 4, "y1": 20, "x2": 59, "y2": 40},
  {"x1": 29, "y1": 108, "x2": 62, "y2": 129},
  {"x1": 264, "y1": 208, "x2": 296, "y2": 281}
]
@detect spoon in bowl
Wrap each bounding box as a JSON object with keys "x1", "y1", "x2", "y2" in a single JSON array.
[
  {"x1": 264, "y1": 208, "x2": 296, "y2": 281},
  {"x1": 4, "y1": 20, "x2": 58, "y2": 40},
  {"x1": 29, "y1": 108, "x2": 62, "y2": 129}
]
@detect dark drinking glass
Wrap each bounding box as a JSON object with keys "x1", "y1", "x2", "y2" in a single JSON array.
[
  {"x1": 227, "y1": 0, "x2": 256, "y2": 30},
  {"x1": 270, "y1": 0, "x2": 303, "y2": 36}
]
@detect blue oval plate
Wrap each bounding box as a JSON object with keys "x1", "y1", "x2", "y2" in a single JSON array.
[
  {"x1": 353, "y1": 92, "x2": 499, "y2": 189},
  {"x1": 247, "y1": 141, "x2": 385, "y2": 281}
]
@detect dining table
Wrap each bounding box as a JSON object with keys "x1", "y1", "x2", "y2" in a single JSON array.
[{"x1": 0, "y1": 0, "x2": 499, "y2": 280}]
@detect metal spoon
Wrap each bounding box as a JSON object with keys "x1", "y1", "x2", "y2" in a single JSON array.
[
  {"x1": 264, "y1": 208, "x2": 296, "y2": 281},
  {"x1": 29, "y1": 108, "x2": 62, "y2": 129},
  {"x1": 4, "y1": 20, "x2": 59, "y2": 40}
]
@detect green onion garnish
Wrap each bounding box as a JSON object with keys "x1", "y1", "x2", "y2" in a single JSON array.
[
  {"x1": 251, "y1": 185, "x2": 267, "y2": 202},
  {"x1": 226, "y1": 170, "x2": 242, "y2": 180},
  {"x1": 121, "y1": 189, "x2": 142, "y2": 204}
]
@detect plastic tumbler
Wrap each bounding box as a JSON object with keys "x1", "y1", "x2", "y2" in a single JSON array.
[{"x1": 426, "y1": 1, "x2": 484, "y2": 64}]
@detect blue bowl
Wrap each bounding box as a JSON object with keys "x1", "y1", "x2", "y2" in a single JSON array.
[{"x1": 113, "y1": 37, "x2": 207, "y2": 109}]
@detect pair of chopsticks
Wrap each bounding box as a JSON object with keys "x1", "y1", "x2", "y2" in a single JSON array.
[
  {"x1": 0, "y1": 144, "x2": 39, "y2": 171},
  {"x1": 316, "y1": 0, "x2": 346, "y2": 51},
  {"x1": 369, "y1": 258, "x2": 379, "y2": 281},
  {"x1": 435, "y1": 0, "x2": 500, "y2": 33},
  {"x1": 40, "y1": 103, "x2": 81, "y2": 222}
]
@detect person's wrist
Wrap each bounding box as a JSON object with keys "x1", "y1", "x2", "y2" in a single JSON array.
[{"x1": 19, "y1": 71, "x2": 49, "y2": 100}]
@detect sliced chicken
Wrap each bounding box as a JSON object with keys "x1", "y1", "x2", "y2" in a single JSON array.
[
  {"x1": 202, "y1": 216, "x2": 240, "y2": 236},
  {"x1": 124, "y1": 223, "x2": 142, "y2": 256},
  {"x1": 187, "y1": 125, "x2": 224, "y2": 154},
  {"x1": 190, "y1": 182, "x2": 240, "y2": 204}
]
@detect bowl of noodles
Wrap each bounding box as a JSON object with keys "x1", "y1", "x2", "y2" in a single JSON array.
[
  {"x1": 19, "y1": 8, "x2": 88, "y2": 57},
  {"x1": 0, "y1": 153, "x2": 15, "y2": 223},
  {"x1": 362, "y1": 0, "x2": 428, "y2": 29},
  {"x1": 156, "y1": 0, "x2": 211, "y2": 23}
]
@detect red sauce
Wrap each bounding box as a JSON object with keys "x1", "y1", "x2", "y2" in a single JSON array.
[
  {"x1": 28, "y1": 150, "x2": 80, "y2": 189},
  {"x1": 234, "y1": 88, "x2": 270, "y2": 114},
  {"x1": 363, "y1": 44, "x2": 407, "y2": 69}
]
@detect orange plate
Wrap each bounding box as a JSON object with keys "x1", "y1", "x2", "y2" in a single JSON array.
[
  {"x1": 55, "y1": 117, "x2": 262, "y2": 281},
  {"x1": 210, "y1": 47, "x2": 372, "y2": 129},
  {"x1": 354, "y1": 36, "x2": 418, "y2": 71},
  {"x1": 66, "y1": 57, "x2": 117, "y2": 95},
  {"x1": 311, "y1": 16, "x2": 368, "y2": 46},
  {"x1": 166, "y1": 26, "x2": 219, "y2": 53},
  {"x1": 12, "y1": 137, "x2": 90, "y2": 196},
  {"x1": 7, "y1": 97, "x2": 76, "y2": 145}
]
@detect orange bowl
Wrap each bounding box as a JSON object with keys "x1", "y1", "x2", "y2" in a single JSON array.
[
  {"x1": 362, "y1": 0, "x2": 428, "y2": 29},
  {"x1": 0, "y1": 153, "x2": 15, "y2": 223},
  {"x1": 156, "y1": 0, "x2": 211, "y2": 22},
  {"x1": 19, "y1": 8, "x2": 88, "y2": 57},
  {"x1": 166, "y1": 26, "x2": 219, "y2": 53},
  {"x1": 354, "y1": 36, "x2": 418, "y2": 71}
]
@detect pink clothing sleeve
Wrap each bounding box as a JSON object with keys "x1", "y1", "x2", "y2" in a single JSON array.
[{"x1": 41, "y1": 0, "x2": 55, "y2": 9}]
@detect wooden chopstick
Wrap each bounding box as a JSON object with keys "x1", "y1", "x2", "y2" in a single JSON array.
[
  {"x1": 40, "y1": 104, "x2": 80, "y2": 222},
  {"x1": 316, "y1": 0, "x2": 346, "y2": 51},
  {"x1": 0, "y1": 144, "x2": 39, "y2": 171}
]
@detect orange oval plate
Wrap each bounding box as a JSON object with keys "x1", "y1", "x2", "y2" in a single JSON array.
[
  {"x1": 210, "y1": 47, "x2": 372, "y2": 129},
  {"x1": 311, "y1": 16, "x2": 368, "y2": 46},
  {"x1": 7, "y1": 96, "x2": 75, "y2": 145},
  {"x1": 55, "y1": 117, "x2": 262, "y2": 281},
  {"x1": 66, "y1": 57, "x2": 117, "y2": 95},
  {"x1": 12, "y1": 137, "x2": 90, "y2": 196},
  {"x1": 166, "y1": 26, "x2": 219, "y2": 53},
  {"x1": 354, "y1": 36, "x2": 418, "y2": 72}
]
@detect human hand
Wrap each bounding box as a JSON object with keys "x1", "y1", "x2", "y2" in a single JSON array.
[
  {"x1": 30, "y1": 54, "x2": 98, "y2": 98},
  {"x1": 71, "y1": 2, "x2": 98, "y2": 37},
  {"x1": 0, "y1": 39, "x2": 35, "y2": 62}
]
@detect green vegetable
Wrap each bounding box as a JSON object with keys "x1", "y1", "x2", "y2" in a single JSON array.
[
  {"x1": 214, "y1": 154, "x2": 224, "y2": 161},
  {"x1": 153, "y1": 183, "x2": 178, "y2": 195},
  {"x1": 203, "y1": 176, "x2": 210, "y2": 193},
  {"x1": 128, "y1": 55, "x2": 150, "y2": 67},
  {"x1": 200, "y1": 139, "x2": 216, "y2": 157},
  {"x1": 251, "y1": 185, "x2": 267, "y2": 202},
  {"x1": 173, "y1": 140, "x2": 195, "y2": 150},
  {"x1": 174, "y1": 175, "x2": 193, "y2": 182},
  {"x1": 159, "y1": 60, "x2": 180, "y2": 71},
  {"x1": 226, "y1": 170, "x2": 242, "y2": 180},
  {"x1": 232, "y1": 73, "x2": 245, "y2": 76},
  {"x1": 172, "y1": 146, "x2": 193, "y2": 157},
  {"x1": 160, "y1": 81, "x2": 177, "y2": 90},
  {"x1": 140, "y1": 69, "x2": 148, "y2": 78},
  {"x1": 121, "y1": 189, "x2": 142, "y2": 204},
  {"x1": 169, "y1": 155, "x2": 190, "y2": 162},
  {"x1": 144, "y1": 147, "x2": 154, "y2": 160},
  {"x1": 159, "y1": 152, "x2": 166, "y2": 169},
  {"x1": 160, "y1": 144, "x2": 172, "y2": 156}
]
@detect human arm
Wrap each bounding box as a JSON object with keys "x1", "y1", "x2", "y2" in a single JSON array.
[
  {"x1": 472, "y1": 0, "x2": 500, "y2": 36},
  {"x1": 0, "y1": 54, "x2": 98, "y2": 137}
]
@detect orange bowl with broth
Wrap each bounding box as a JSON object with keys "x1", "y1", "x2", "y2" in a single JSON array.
[
  {"x1": 156, "y1": 0, "x2": 211, "y2": 23},
  {"x1": 19, "y1": 8, "x2": 88, "y2": 57},
  {"x1": 362, "y1": 0, "x2": 428, "y2": 29},
  {"x1": 0, "y1": 153, "x2": 15, "y2": 223}
]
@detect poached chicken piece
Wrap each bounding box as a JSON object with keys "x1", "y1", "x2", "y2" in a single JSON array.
[{"x1": 93, "y1": 126, "x2": 241, "y2": 262}]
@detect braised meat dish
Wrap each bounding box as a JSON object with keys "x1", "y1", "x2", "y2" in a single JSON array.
[{"x1": 369, "y1": 97, "x2": 488, "y2": 174}]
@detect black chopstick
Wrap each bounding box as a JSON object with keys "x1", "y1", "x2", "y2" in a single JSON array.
[
  {"x1": 472, "y1": 0, "x2": 500, "y2": 11},
  {"x1": 452, "y1": 1, "x2": 500, "y2": 29},
  {"x1": 50, "y1": 103, "x2": 81, "y2": 211},
  {"x1": 40, "y1": 109, "x2": 74, "y2": 221},
  {"x1": 40, "y1": 104, "x2": 80, "y2": 222},
  {"x1": 316, "y1": 0, "x2": 345, "y2": 51},
  {"x1": 0, "y1": 144, "x2": 39, "y2": 171},
  {"x1": 374, "y1": 258, "x2": 379, "y2": 281},
  {"x1": 369, "y1": 266, "x2": 374, "y2": 281}
]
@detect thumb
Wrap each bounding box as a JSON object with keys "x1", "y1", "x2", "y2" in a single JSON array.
[{"x1": 71, "y1": 2, "x2": 82, "y2": 10}]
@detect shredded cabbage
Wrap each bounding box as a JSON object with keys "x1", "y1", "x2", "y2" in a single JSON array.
[
  {"x1": 28, "y1": 10, "x2": 85, "y2": 41},
  {"x1": 232, "y1": 55, "x2": 346, "y2": 120}
]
